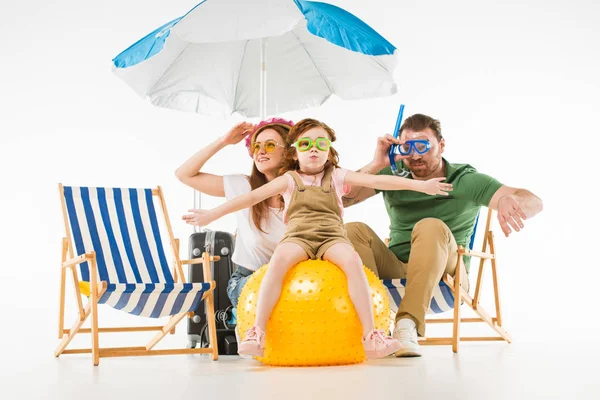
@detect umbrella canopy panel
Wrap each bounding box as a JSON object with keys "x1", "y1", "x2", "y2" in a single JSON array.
[{"x1": 113, "y1": 0, "x2": 397, "y2": 117}]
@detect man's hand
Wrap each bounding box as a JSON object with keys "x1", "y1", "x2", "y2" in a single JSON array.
[
  {"x1": 372, "y1": 134, "x2": 403, "y2": 168},
  {"x1": 496, "y1": 195, "x2": 528, "y2": 237},
  {"x1": 182, "y1": 209, "x2": 218, "y2": 227},
  {"x1": 489, "y1": 186, "x2": 542, "y2": 237}
]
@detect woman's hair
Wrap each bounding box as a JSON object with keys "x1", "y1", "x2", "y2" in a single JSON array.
[
  {"x1": 249, "y1": 124, "x2": 291, "y2": 233},
  {"x1": 279, "y1": 118, "x2": 340, "y2": 175}
]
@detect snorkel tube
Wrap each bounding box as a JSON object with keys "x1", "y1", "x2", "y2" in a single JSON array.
[{"x1": 389, "y1": 104, "x2": 405, "y2": 176}]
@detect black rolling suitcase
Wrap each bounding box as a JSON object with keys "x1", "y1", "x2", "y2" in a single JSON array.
[
  {"x1": 187, "y1": 229, "x2": 238, "y2": 354},
  {"x1": 187, "y1": 192, "x2": 238, "y2": 355}
]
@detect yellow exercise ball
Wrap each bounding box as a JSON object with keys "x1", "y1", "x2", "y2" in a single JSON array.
[{"x1": 236, "y1": 259, "x2": 391, "y2": 366}]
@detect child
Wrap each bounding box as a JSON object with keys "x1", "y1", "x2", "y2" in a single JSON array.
[{"x1": 183, "y1": 119, "x2": 452, "y2": 359}]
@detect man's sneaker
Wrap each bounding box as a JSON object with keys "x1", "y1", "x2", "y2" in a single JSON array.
[
  {"x1": 393, "y1": 318, "x2": 422, "y2": 357},
  {"x1": 238, "y1": 326, "x2": 266, "y2": 357},
  {"x1": 362, "y1": 329, "x2": 403, "y2": 359}
]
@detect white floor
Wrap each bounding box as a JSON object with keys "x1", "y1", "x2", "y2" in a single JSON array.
[{"x1": 2, "y1": 338, "x2": 599, "y2": 400}]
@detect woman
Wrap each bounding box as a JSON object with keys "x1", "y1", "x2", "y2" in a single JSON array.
[{"x1": 175, "y1": 118, "x2": 294, "y2": 307}]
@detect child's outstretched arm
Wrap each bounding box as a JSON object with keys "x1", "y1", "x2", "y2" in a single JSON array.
[
  {"x1": 344, "y1": 170, "x2": 453, "y2": 196},
  {"x1": 182, "y1": 175, "x2": 289, "y2": 226}
]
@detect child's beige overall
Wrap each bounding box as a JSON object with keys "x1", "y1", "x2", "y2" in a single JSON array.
[{"x1": 280, "y1": 167, "x2": 353, "y2": 259}]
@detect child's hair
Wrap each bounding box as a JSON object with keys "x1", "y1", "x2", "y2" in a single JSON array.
[{"x1": 280, "y1": 118, "x2": 340, "y2": 174}]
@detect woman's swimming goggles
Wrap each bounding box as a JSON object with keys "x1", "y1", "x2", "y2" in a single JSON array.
[{"x1": 251, "y1": 140, "x2": 285, "y2": 154}]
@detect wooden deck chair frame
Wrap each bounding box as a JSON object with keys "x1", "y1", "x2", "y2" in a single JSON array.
[
  {"x1": 55, "y1": 184, "x2": 220, "y2": 366},
  {"x1": 387, "y1": 208, "x2": 512, "y2": 352}
]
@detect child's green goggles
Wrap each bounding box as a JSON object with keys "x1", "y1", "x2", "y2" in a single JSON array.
[{"x1": 292, "y1": 137, "x2": 332, "y2": 152}]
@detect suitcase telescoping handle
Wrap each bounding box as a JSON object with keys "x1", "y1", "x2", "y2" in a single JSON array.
[
  {"x1": 193, "y1": 189, "x2": 202, "y2": 234},
  {"x1": 192, "y1": 189, "x2": 211, "y2": 257}
]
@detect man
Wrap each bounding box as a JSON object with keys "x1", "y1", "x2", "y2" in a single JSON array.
[{"x1": 344, "y1": 114, "x2": 543, "y2": 357}]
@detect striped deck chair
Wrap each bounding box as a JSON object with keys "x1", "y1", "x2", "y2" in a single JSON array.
[
  {"x1": 382, "y1": 208, "x2": 511, "y2": 352},
  {"x1": 55, "y1": 184, "x2": 220, "y2": 365}
]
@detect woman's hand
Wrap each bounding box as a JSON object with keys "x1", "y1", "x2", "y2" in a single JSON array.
[
  {"x1": 220, "y1": 122, "x2": 256, "y2": 146},
  {"x1": 182, "y1": 209, "x2": 218, "y2": 227}
]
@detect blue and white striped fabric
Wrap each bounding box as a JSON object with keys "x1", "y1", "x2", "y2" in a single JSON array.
[
  {"x1": 381, "y1": 212, "x2": 481, "y2": 314},
  {"x1": 382, "y1": 279, "x2": 455, "y2": 314},
  {"x1": 63, "y1": 186, "x2": 210, "y2": 318}
]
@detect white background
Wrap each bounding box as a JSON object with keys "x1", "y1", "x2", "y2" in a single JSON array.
[{"x1": 0, "y1": 0, "x2": 598, "y2": 365}]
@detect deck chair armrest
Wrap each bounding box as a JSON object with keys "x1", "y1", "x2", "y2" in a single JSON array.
[
  {"x1": 62, "y1": 253, "x2": 95, "y2": 268},
  {"x1": 180, "y1": 256, "x2": 221, "y2": 265},
  {"x1": 461, "y1": 249, "x2": 494, "y2": 260}
]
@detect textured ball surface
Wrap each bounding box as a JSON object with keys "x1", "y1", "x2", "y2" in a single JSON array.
[{"x1": 236, "y1": 259, "x2": 391, "y2": 366}]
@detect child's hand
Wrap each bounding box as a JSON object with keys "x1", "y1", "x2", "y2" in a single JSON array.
[
  {"x1": 182, "y1": 209, "x2": 217, "y2": 227},
  {"x1": 420, "y1": 177, "x2": 453, "y2": 196}
]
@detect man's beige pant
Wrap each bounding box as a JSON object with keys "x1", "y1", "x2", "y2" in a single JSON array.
[{"x1": 345, "y1": 218, "x2": 468, "y2": 337}]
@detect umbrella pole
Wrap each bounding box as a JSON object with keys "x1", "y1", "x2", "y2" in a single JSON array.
[{"x1": 260, "y1": 38, "x2": 267, "y2": 120}]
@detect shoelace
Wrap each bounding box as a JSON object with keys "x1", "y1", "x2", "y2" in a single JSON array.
[
  {"x1": 369, "y1": 330, "x2": 390, "y2": 347},
  {"x1": 245, "y1": 327, "x2": 263, "y2": 342},
  {"x1": 395, "y1": 328, "x2": 415, "y2": 342}
]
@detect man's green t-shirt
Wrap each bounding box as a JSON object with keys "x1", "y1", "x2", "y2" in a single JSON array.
[{"x1": 376, "y1": 159, "x2": 502, "y2": 272}]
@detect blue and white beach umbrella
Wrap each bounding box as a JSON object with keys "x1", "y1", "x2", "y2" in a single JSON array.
[{"x1": 112, "y1": 0, "x2": 398, "y2": 118}]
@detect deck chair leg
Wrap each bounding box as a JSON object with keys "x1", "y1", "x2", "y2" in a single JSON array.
[
  {"x1": 205, "y1": 290, "x2": 219, "y2": 361},
  {"x1": 58, "y1": 238, "x2": 68, "y2": 339},
  {"x1": 452, "y1": 252, "x2": 463, "y2": 353},
  {"x1": 472, "y1": 209, "x2": 493, "y2": 309},
  {"x1": 55, "y1": 303, "x2": 91, "y2": 357},
  {"x1": 202, "y1": 252, "x2": 219, "y2": 361},
  {"x1": 488, "y1": 231, "x2": 504, "y2": 326},
  {"x1": 90, "y1": 258, "x2": 100, "y2": 366},
  {"x1": 170, "y1": 238, "x2": 181, "y2": 335},
  {"x1": 58, "y1": 267, "x2": 66, "y2": 339},
  {"x1": 90, "y1": 302, "x2": 100, "y2": 366}
]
